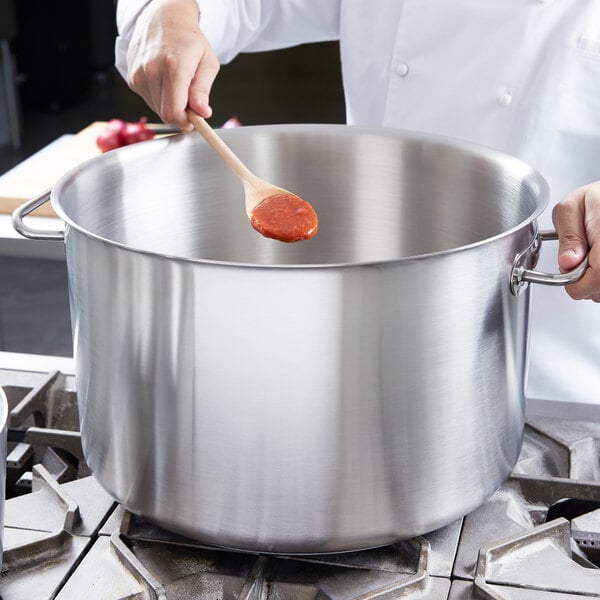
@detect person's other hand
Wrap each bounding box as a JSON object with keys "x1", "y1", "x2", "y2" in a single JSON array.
[
  {"x1": 553, "y1": 182, "x2": 600, "y2": 302},
  {"x1": 125, "y1": 0, "x2": 220, "y2": 131}
]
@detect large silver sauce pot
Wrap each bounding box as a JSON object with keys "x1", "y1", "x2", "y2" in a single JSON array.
[{"x1": 12, "y1": 125, "x2": 586, "y2": 553}]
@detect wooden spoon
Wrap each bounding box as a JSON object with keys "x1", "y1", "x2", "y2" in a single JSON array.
[{"x1": 186, "y1": 110, "x2": 318, "y2": 243}]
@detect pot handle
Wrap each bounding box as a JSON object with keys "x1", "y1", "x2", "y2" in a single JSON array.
[
  {"x1": 11, "y1": 189, "x2": 65, "y2": 241},
  {"x1": 510, "y1": 230, "x2": 589, "y2": 295}
]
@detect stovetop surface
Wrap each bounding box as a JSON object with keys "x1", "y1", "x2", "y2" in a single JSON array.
[{"x1": 0, "y1": 365, "x2": 599, "y2": 599}]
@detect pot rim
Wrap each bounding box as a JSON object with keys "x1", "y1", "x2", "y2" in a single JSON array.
[{"x1": 51, "y1": 124, "x2": 549, "y2": 270}]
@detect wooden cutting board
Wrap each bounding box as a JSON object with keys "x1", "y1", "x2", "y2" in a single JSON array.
[{"x1": 0, "y1": 122, "x2": 170, "y2": 217}]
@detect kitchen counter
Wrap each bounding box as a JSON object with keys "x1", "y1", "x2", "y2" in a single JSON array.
[
  {"x1": 0, "y1": 214, "x2": 65, "y2": 259},
  {"x1": 0, "y1": 121, "x2": 173, "y2": 258},
  {"x1": 0, "y1": 127, "x2": 100, "y2": 357},
  {"x1": 0, "y1": 123, "x2": 104, "y2": 259},
  {"x1": 0, "y1": 123, "x2": 176, "y2": 358},
  {"x1": 0, "y1": 123, "x2": 106, "y2": 217},
  {"x1": 0, "y1": 350, "x2": 74, "y2": 375}
]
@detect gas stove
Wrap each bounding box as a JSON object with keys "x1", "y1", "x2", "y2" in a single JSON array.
[{"x1": 0, "y1": 363, "x2": 599, "y2": 599}]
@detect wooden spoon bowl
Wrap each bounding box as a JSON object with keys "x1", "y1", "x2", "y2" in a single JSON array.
[{"x1": 186, "y1": 111, "x2": 318, "y2": 242}]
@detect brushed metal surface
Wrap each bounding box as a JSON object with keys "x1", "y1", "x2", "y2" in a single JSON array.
[
  {"x1": 52, "y1": 125, "x2": 547, "y2": 553},
  {"x1": 0, "y1": 387, "x2": 7, "y2": 563}
]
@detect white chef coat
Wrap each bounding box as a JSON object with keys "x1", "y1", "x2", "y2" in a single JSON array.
[{"x1": 116, "y1": 0, "x2": 600, "y2": 405}]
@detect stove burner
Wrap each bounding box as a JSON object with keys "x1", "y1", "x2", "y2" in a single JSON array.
[
  {"x1": 0, "y1": 368, "x2": 599, "y2": 599},
  {"x1": 4, "y1": 370, "x2": 85, "y2": 498}
]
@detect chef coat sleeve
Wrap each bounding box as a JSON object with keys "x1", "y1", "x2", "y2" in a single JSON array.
[
  {"x1": 115, "y1": 0, "x2": 153, "y2": 79},
  {"x1": 195, "y1": 0, "x2": 341, "y2": 63},
  {"x1": 115, "y1": 0, "x2": 340, "y2": 78}
]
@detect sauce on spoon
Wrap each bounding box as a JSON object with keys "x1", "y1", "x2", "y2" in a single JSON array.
[{"x1": 250, "y1": 192, "x2": 319, "y2": 242}]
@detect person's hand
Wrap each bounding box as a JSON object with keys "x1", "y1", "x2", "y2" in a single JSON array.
[
  {"x1": 125, "y1": 0, "x2": 220, "y2": 131},
  {"x1": 553, "y1": 182, "x2": 600, "y2": 302}
]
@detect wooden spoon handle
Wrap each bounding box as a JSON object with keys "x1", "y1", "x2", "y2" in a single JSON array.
[{"x1": 186, "y1": 110, "x2": 255, "y2": 183}]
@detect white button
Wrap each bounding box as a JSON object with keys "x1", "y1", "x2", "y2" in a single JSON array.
[
  {"x1": 397, "y1": 62, "x2": 410, "y2": 77},
  {"x1": 498, "y1": 91, "x2": 512, "y2": 107}
]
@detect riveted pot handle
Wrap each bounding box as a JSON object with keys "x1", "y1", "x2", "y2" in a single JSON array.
[
  {"x1": 511, "y1": 230, "x2": 589, "y2": 295},
  {"x1": 12, "y1": 189, "x2": 65, "y2": 241}
]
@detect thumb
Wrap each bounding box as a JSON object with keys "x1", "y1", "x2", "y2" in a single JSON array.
[
  {"x1": 553, "y1": 192, "x2": 588, "y2": 272},
  {"x1": 558, "y1": 233, "x2": 587, "y2": 271}
]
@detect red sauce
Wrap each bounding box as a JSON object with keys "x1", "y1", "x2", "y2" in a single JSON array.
[{"x1": 250, "y1": 193, "x2": 319, "y2": 243}]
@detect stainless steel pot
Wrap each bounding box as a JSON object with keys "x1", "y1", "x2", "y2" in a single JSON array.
[{"x1": 12, "y1": 125, "x2": 587, "y2": 553}]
